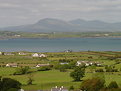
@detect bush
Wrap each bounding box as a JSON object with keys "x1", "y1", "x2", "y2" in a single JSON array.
[
  {"x1": 81, "y1": 78, "x2": 105, "y2": 91},
  {"x1": 105, "y1": 66, "x2": 118, "y2": 72},
  {"x1": 54, "y1": 64, "x2": 69, "y2": 72},
  {"x1": 27, "y1": 74, "x2": 34, "y2": 85},
  {"x1": 14, "y1": 66, "x2": 30, "y2": 75},
  {"x1": 37, "y1": 66, "x2": 51, "y2": 71},
  {"x1": 0, "y1": 77, "x2": 21, "y2": 91},
  {"x1": 100, "y1": 88, "x2": 121, "y2": 91},
  {"x1": 95, "y1": 69, "x2": 104, "y2": 72},
  {"x1": 108, "y1": 81, "x2": 119, "y2": 89}
]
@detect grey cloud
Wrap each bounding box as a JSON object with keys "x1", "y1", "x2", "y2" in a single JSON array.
[{"x1": 0, "y1": 0, "x2": 121, "y2": 27}]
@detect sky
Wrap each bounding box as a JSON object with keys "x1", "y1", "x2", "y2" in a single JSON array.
[{"x1": 0, "y1": 0, "x2": 121, "y2": 27}]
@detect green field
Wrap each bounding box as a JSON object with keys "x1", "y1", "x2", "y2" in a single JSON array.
[{"x1": 1, "y1": 51, "x2": 121, "y2": 90}]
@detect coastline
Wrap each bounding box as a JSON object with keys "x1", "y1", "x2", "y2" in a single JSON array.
[{"x1": 1, "y1": 36, "x2": 121, "y2": 40}]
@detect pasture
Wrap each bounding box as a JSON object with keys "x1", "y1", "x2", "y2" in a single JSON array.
[{"x1": 0, "y1": 51, "x2": 121, "y2": 90}]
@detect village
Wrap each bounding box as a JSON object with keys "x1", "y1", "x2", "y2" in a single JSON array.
[{"x1": 0, "y1": 51, "x2": 102, "y2": 68}]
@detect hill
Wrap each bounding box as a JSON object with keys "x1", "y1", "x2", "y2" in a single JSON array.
[{"x1": 1, "y1": 18, "x2": 121, "y2": 32}]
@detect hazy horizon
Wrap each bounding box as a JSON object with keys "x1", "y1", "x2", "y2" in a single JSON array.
[{"x1": 0, "y1": 0, "x2": 121, "y2": 28}]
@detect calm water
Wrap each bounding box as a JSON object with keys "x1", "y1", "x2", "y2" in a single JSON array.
[{"x1": 0, "y1": 38, "x2": 121, "y2": 52}]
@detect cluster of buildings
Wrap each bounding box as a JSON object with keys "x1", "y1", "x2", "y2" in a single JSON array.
[
  {"x1": 32, "y1": 53, "x2": 47, "y2": 58},
  {"x1": 77, "y1": 61, "x2": 102, "y2": 66},
  {"x1": 5, "y1": 60, "x2": 102, "y2": 68},
  {"x1": 0, "y1": 52, "x2": 47, "y2": 58},
  {"x1": 6, "y1": 63, "x2": 50, "y2": 68},
  {"x1": 18, "y1": 86, "x2": 68, "y2": 91}
]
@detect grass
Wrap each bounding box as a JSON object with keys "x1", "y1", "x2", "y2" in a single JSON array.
[
  {"x1": 1, "y1": 51, "x2": 121, "y2": 90},
  {"x1": 2, "y1": 69, "x2": 81, "y2": 90},
  {"x1": 2, "y1": 68, "x2": 121, "y2": 90}
]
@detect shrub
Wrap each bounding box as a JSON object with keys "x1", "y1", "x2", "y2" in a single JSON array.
[
  {"x1": 80, "y1": 78, "x2": 105, "y2": 91},
  {"x1": 0, "y1": 77, "x2": 21, "y2": 91},
  {"x1": 14, "y1": 66, "x2": 30, "y2": 75},
  {"x1": 37, "y1": 66, "x2": 51, "y2": 71},
  {"x1": 95, "y1": 69, "x2": 104, "y2": 72},
  {"x1": 105, "y1": 66, "x2": 118, "y2": 72},
  {"x1": 100, "y1": 88, "x2": 121, "y2": 91},
  {"x1": 108, "y1": 81, "x2": 119, "y2": 89},
  {"x1": 27, "y1": 74, "x2": 34, "y2": 85}
]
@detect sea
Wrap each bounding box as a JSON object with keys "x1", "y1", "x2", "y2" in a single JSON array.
[{"x1": 0, "y1": 38, "x2": 121, "y2": 52}]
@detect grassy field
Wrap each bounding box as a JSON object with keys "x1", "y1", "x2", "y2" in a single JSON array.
[
  {"x1": 1, "y1": 68, "x2": 121, "y2": 90},
  {"x1": 1, "y1": 51, "x2": 121, "y2": 90}
]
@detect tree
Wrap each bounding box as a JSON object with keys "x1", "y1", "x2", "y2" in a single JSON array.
[
  {"x1": 80, "y1": 77, "x2": 105, "y2": 91},
  {"x1": 37, "y1": 66, "x2": 51, "y2": 71},
  {"x1": 70, "y1": 66, "x2": 85, "y2": 81},
  {"x1": 27, "y1": 74, "x2": 34, "y2": 85},
  {"x1": 69, "y1": 61, "x2": 76, "y2": 69},
  {"x1": 14, "y1": 66, "x2": 30, "y2": 75},
  {"x1": 0, "y1": 77, "x2": 21, "y2": 91},
  {"x1": 108, "y1": 81, "x2": 118, "y2": 89}
]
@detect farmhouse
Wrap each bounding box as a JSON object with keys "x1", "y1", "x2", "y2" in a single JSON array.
[
  {"x1": 64, "y1": 50, "x2": 72, "y2": 53},
  {"x1": 4, "y1": 52, "x2": 15, "y2": 55},
  {"x1": 51, "y1": 86, "x2": 68, "y2": 91},
  {"x1": 36, "y1": 63, "x2": 50, "y2": 67},
  {"x1": 6, "y1": 63, "x2": 18, "y2": 67},
  {"x1": 32, "y1": 53, "x2": 47, "y2": 57},
  {"x1": 77, "y1": 61, "x2": 102, "y2": 66},
  {"x1": 32, "y1": 53, "x2": 39, "y2": 57},
  {"x1": 39, "y1": 54, "x2": 47, "y2": 57},
  {"x1": 0, "y1": 52, "x2": 2, "y2": 55},
  {"x1": 77, "y1": 61, "x2": 91, "y2": 66},
  {"x1": 18, "y1": 52, "x2": 26, "y2": 55}
]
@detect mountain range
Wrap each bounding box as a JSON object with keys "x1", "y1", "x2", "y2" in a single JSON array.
[{"x1": 1, "y1": 18, "x2": 121, "y2": 32}]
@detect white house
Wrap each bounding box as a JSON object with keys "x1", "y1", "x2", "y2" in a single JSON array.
[
  {"x1": 77, "y1": 61, "x2": 92, "y2": 66},
  {"x1": 0, "y1": 52, "x2": 2, "y2": 55},
  {"x1": 32, "y1": 53, "x2": 47, "y2": 58},
  {"x1": 18, "y1": 52, "x2": 26, "y2": 55},
  {"x1": 4, "y1": 52, "x2": 15, "y2": 55},
  {"x1": 36, "y1": 63, "x2": 50, "y2": 67},
  {"x1": 77, "y1": 61, "x2": 102, "y2": 66},
  {"x1": 64, "y1": 50, "x2": 72, "y2": 53},
  {"x1": 39, "y1": 54, "x2": 47, "y2": 57},
  {"x1": 6, "y1": 63, "x2": 18, "y2": 67},
  {"x1": 32, "y1": 53, "x2": 39, "y2": 57}
]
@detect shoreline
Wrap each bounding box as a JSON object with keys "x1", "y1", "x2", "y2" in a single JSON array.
[{"x1": 1, "y1": 36, "x2": 121, "y2": 40}]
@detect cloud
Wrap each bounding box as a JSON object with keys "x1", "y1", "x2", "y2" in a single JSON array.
[{"x1": 0, "y1": 0, "x2": 121, "y2": 27}]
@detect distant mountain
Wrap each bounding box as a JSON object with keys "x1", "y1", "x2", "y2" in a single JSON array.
[{"x1": 1, "y1": 18, "x2": 121, "y2": 32}]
